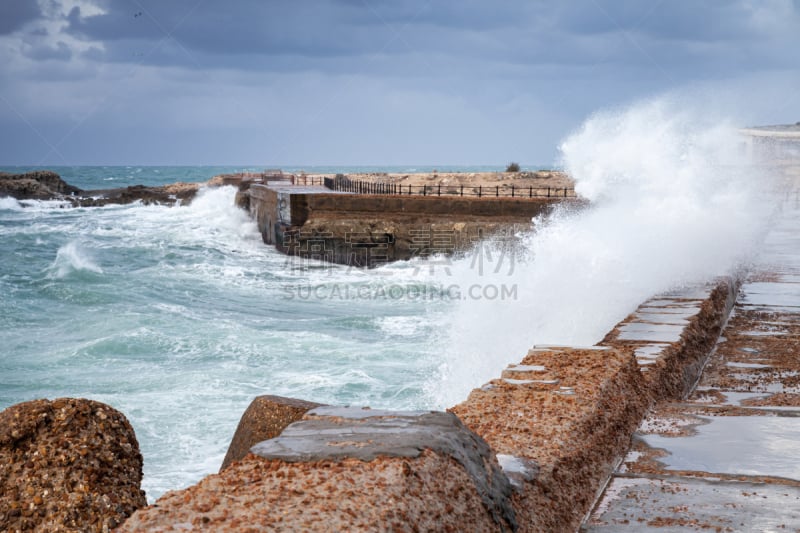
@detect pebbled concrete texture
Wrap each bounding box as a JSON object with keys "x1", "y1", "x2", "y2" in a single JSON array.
[
  {"x1": 220, "y1": 395, "x2": 322, "y2": 472},
  {"x1": 121, "y1": 408, "x2": 517, "y2": 532},
  {"x1": 0, "y1": 398, "x2": 146, "y2": 532},
  {"x1": 451, "y1": 345, "x2": 649, "y2": 533},
  {"x1": 449, "y1": 279, "x2": 736, "y2": 533}
]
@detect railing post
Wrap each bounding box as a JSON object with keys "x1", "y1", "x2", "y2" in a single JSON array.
[
  {"x1": 563, "y1": 188, "x2": 567, "y2": 197},
  {"x1": 460, "y1": 185, "x2": 464, "y2": 197},
  {"x1": 438, "y1": 184, "x2": 441, "y2": 196},
  {"x1": 547, "y1": 187, "x2": 551, "y2": 197},
  {"x1": 423, "y1": 186, "x2": 426, "y2": 196},
  {"x1": 529, "y1": 186, "x2": 532, "y2": 198},
  {"x1": 511, "y1": 185, "x2": 515, "y2": 197},
  {"x1": 478, "y1": 186, "x2": 481, "y2": 198},
  {"x1": 496, "y1": 186, "x2": 499, "y2": 197}
]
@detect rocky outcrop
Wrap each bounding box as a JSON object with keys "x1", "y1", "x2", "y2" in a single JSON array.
[
  {"x1": 0, "y1": 398, "x2": 146, "y2": 532},
  {"x1": 0, "y1": 170, "x2": 202, "y2": 207},
  {"x1": 75, "y1": 182, "x2": 200, "y2": 207},
  {"x1": 0, "y1": 170, "x2": 81, "y2": 200},
  {"x1": 120, "y1": 407, "x2": 516, "y2": 532},
  {"x1": 220, "y1": 395, "x2": 322, "y2": 471}
]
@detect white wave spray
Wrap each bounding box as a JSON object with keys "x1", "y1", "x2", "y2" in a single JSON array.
[
  {"x1": 48, "y1": 241, "x2": 104, "y2": 278},
  {"x1": 0, "y1": 197, "x2": 22, "y2": 211},
  {"x1": 429, "y1": 97, "x2": 777, "y2": 408}
]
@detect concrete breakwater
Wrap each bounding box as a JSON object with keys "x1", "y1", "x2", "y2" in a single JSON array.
[
  {"x1": 64, "y1": 277, "x2": 729, "y2": 532},
  {"x1": 238, "y1": 176, "x2": 578, "y2": 267}
]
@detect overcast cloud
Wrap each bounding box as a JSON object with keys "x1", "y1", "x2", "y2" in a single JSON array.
[{"x1": 1, "y1": 0, "x2": 799, "y2": 165}]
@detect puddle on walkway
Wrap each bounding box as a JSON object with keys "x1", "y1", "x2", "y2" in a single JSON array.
[
  {"x1": 641, "y1": 415, "x2": 800, "y2": 480},
  {"x1": 585, "y1": 476, "x2": 800, "y2": 531},
  {"x1": 617, "y1": 322, "x2": 686, "y2": 343}
]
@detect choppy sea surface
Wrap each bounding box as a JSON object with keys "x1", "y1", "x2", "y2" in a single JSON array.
[{"x1": 0, "y1": 165, "x2": 524, "y2": 501}]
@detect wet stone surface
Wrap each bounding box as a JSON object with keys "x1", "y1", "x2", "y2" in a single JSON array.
[
  {"x1": 252, "y1": 406, "x2": 517, "y2": 530},
  {"x1": 585, "y1": 476, "x2": 800, "y2": 531},
  {"x1": 122, "y1": 407, "x2": 517, "y2": 532},
  {"x1": 585, "y1": 180, "x2": 800, "y2": 530}
]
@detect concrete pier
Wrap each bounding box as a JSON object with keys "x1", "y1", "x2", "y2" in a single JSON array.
[{"x1": 242, "y1": 179, "x2": 573, "y2": 267}]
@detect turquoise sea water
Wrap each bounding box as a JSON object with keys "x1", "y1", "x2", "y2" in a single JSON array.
[
  {"x1": 1, "y1": 166, "x2": 521, "y2": 500},
  {"x1": 0, "y1": 165, "x2": 540, "y2": 191}
]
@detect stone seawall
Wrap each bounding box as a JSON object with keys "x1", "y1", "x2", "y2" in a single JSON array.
[
  {"x1": 450, "y1": 279, "x2": 738, "y2": 531},
  {"x1": 245, "y1": 183, "x2": 574, "y2": 266},
  {"x1": 117, "y1": 278, "x2": 737, "y2": 532}
]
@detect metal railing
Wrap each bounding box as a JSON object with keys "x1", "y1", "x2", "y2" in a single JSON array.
[
  {"x1": 323, "y1": 177, "x2": 576, "y2": 198},
  {"x1": 292, "y1": 175, "x2": 324, "y2": 186},
  {"x1": 234, "y1": 173, "x2": 324, "y2": 186}
]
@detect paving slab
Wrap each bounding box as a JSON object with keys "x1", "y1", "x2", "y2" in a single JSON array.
[
  {"x1": 584, "y1": 178, "x2": 800, "y2": 530},
  {"x1": 585, "y1": 476, "x2": 800, "y2": 531}
]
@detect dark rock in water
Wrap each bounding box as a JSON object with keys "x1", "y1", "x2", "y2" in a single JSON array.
[
  {"x1": 0, "y1": 170, "x2": 81, "y2": 200},
  {"x1": 220, "y1": 394, "x2": 322, "y2": 472},
  {"x1": 76, "y1": 182, "x2": 201, "y2": 207},
  {"x1": 0, "y1": 169, "x2": 202, "y2": 207},
  {"x1": 0, "y1": 398, "x2": 146, "y2": 532}
]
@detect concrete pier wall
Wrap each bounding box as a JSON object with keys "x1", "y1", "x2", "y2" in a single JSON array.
[{"x1": 246, "y1": 184, "x2": 571, "y2": 266}]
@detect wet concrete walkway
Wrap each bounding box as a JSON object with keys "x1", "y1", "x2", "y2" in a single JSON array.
[{"x1": 585, "y1": 184, "x2": 800, "y2": 531}]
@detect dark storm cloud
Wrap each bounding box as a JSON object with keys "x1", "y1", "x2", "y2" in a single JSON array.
[
  {"x1": 57, "y1": 0, "x2": 800, "y2": 76},
  {"x1": 2, "y1": 0, "x2": 799, "y2": 165},
  {"x1": 0, "y1": 0, "x2": 41, "y2": 34},
  {"x1": 22, "y1": 40, "x2": 72, "y2": 61}
]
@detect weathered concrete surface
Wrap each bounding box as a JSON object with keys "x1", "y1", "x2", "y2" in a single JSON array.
[
  {"x1": 451, "y1": 345, "x2": 647, "y2": 533},
  {"x1": 451, "y1": 280, "x2": 737, "y2": 532},
  {"x1": 585, "y1": 476, "x2": 800, "y2": 530},
  {"x1": 0, "y1": 398, "x2": 146, "y2": 532},
  {"x1": 120, "y1": 408, "x2": 516, "y2": 532},
  {"x1": 220, "y1": 394, "x2": 322, "y2": 472},
  {"x1": 246, "y1": 183, "x2": 574, "y2": 266},
  {"x1": 600, "y1": 279, "x2": 738, "y2": 402},
  {"x1": 585, "y1": 180, "x2": 800, "y2": 531}
]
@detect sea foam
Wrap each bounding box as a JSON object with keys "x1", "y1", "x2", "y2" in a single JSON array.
[
  {"x1": 429, "y1": 96, "x2": 778, "y2": 408},
  {"x1": 48, "y1": 241, "x2": 104, "y2": 278}
]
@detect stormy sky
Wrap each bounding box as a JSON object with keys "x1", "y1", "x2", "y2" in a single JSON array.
[{"x1": 1, "y1": 0, "x2": 799, "y2": 166}]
